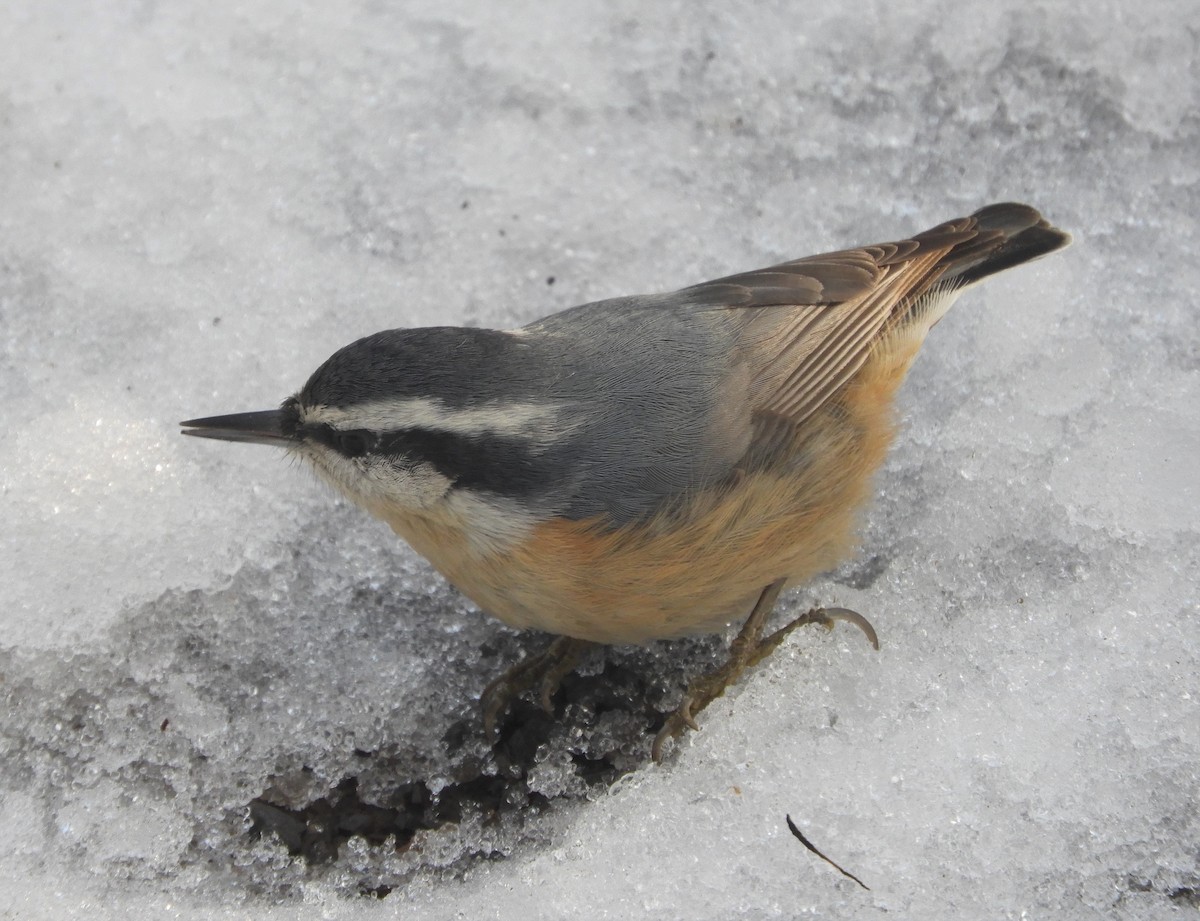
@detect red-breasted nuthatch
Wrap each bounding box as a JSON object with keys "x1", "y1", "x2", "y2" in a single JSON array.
[{"x1": 182, "y1": 203, "x2": 1070, "y2": 760}]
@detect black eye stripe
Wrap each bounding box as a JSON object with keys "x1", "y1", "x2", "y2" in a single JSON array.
[
  {"x1": 304, "y1": 425, "x2": 375, "y2": 458},
  {"x1": 334, "y1": 430, "x2": 374, "y2": 457},
  {"x1": 307, "y1": 424, "x2": 547, "y2": 497},
  {"x1": 379, "y1": 429, "x2": 546, "y2": 495}
]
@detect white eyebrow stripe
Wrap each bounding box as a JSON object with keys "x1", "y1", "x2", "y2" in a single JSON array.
[{"x1": 304, "y1": 397, "x2": 576, "y2": 440}]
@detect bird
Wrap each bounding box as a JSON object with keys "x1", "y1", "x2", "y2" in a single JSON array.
[{"x1": 182, "y1": 202, "x2": 1070, "y2": 760}]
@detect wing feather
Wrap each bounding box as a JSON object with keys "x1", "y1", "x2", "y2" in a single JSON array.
[
  {"x1": 751, "y1": 246, "x2": 951, "y2": 423},
  {"x1": 676, "y1": 204, "x2": 1068, "y2": 446}
]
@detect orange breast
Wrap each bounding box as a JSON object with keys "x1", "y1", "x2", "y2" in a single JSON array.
[{"x1": 381, "y1": 335, "x2": 923, "y2": 645}]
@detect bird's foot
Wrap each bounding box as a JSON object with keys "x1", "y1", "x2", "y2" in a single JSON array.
[
  {"x1": 481, "y1": 636, "x2": 594, "y2": 740},
  {"x1": 750, "y1": 605, "x2": 880, "y2": 668},
  {"x1": 652, "y1": 584, "x2": 879, "y2": 762}
]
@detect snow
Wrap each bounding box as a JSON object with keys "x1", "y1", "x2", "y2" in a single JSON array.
[{"x1": 1, "y1": 0, "x2": 1197, "y2": 918}]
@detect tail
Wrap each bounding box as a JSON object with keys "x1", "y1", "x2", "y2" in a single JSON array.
[{"x1": 928, "y1": 202, "x2": 1072, "y2": 288}]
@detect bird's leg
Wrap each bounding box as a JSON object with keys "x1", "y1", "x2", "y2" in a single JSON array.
[
  {"x1": 651, "y1": 581, "x2": 879, "y2": 762},
  {"x1": 481, "y1": 635, "x2": 595, "y2": 739},
  {"x1": 652, "y1": 579, "x2": 785, "y2": 761}
]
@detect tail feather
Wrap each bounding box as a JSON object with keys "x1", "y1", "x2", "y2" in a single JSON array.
[{"x1": 940, "y1": 203, "x2": 1072, "y2": 287}]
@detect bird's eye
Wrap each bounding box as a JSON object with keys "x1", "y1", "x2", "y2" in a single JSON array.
[{"x1": 332, "y1": 429, "x2": 373, "y2": 458}]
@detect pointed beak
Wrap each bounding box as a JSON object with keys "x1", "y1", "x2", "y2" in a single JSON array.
[{"x1": 180, "y1": 410, "x2": 294, "y2": 447}]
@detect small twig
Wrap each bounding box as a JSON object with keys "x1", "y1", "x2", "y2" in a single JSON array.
[{"x1": 785, "y1": 814, "x2": 870, "y2": 891}]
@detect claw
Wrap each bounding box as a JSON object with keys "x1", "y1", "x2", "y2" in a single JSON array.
[
  {"x1": 680, "y1": 698, "x2": 700, "y2": 732},
  {"x1": 818, "y1": 607, "x2": 880, "y2": 650},
  {"x1": 652, "y1": 715, "x2": 682, "y2": 763}
]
